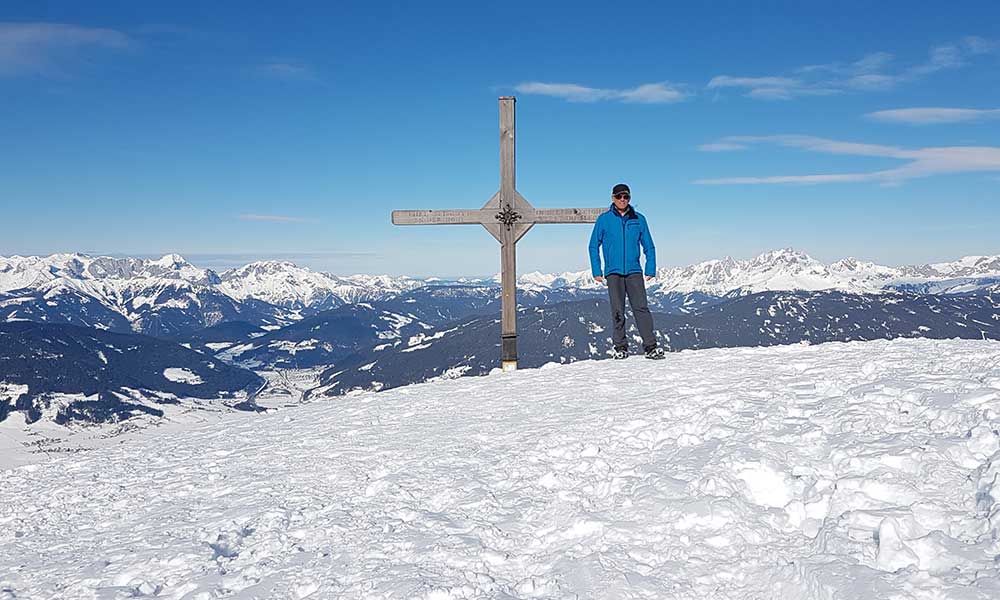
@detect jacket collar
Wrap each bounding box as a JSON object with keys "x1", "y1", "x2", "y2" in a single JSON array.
[{"x1": 608, "y1": 203, "x2": 637, "y2": 219}]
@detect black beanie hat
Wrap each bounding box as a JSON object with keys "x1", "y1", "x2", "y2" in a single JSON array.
[{"x1": 612, "y1": 183, "x2": 630, "y2": 195}]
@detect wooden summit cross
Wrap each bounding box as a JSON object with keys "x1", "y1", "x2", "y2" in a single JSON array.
[{"x1": 392, "y1": 96, "x2": 604, "y2": 371}]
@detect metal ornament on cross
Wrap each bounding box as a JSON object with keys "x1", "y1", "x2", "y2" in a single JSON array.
[{"x1": 391, "y1": 96, "x2": 604, "y2": 371}]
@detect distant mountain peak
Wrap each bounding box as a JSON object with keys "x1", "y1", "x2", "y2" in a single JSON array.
[
  {"x1": 233, "y1": 260, "x2": 305, "y2": 273},
  {"x1": 152, "y1": 253, "x2": 190, "y2": 267},
  {"x1": 217, "y1": 262, "x2": 423, "y2": 310},
  {"x1": 751, "y1": 247, "x2": 818, "y2": 265}
]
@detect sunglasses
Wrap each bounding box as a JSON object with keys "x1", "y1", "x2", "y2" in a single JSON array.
[{"x1": 613, "y1": 192, "x2": 631, "y2": 200}]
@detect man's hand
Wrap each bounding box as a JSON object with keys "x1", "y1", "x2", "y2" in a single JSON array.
[
  {"x1": 595, "y1": 276, "x2": 604, "y2": 284},
  {"x1": 645, "y1": 275, "x2": 654, "y2": 282}
]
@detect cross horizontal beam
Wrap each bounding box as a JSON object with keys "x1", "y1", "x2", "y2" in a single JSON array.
[
  {"x1": 391, "y1": 207, "x2": 605, "y2": 226},
  {"x1": 531, "y1": 208, "x2": 606, "y2": 223},
  {"x1": 391, "y1": 209, "x2": 495, "y2": 225}
]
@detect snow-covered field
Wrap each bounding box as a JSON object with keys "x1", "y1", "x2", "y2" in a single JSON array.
[
  {"x1": 3, "y1": 338, "x2": 1000, "y2": 599},
  {"x1": 0, "y1": 369, "x2": 325, "y2": 470}
]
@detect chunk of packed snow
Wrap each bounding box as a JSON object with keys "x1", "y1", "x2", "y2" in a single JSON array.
[{"x1": 161, "y1": 367, "x2": 203, "y2": 385}]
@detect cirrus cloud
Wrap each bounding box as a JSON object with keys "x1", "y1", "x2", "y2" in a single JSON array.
[
  {"x1": 707, "y1": 38, "x2": 996, "y2": 101},
  {"x1": 514, "y1": 81, "x2": 687, "y2": 104},
  {"x1": 694, "y1": 135, "x2": 1000, "y2": 186},
  {"x1": 697, "y1": 142, "x2": 748, "y2": 152},
  {"x1": 866, "y1": 107, "x2": 1000, "y2": 125},
  {"x1": 0, "y1": 22, "x2": 131, "y2": 76},
  {"x1": 255, "y1": 61, "x2": 320, "y2": 82}
]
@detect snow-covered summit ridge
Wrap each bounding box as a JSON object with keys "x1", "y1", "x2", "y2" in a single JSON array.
[
  {"x1": 0, "y1": 253, "x2": 218, "y2": 287},
  {"x1": 503, "y1": 247, "x2": 1000, "y2": 294},
  {"x1": 0, "y1": 254, "x2": 426, "y2": 311},
  {"x1": 217, "y1": 260, "x2": 424, "y2": 308},
  {"x1": 3, "y1": 338, "x2": 1000, "y2": 597},
  {"x1": 648, "y1": 247, "x2": 1000, "y2": 294}
]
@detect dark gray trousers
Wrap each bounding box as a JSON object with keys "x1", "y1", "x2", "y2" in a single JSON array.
[{"x1": 607, "y1": 273, "x2": 657, "y2": 352}]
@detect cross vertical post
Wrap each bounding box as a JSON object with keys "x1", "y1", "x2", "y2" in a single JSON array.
[
  {"x1": 498, "y1": 96, "x2": 517, "y2": 371},
  {"x1": 390, "y1": 97, "x2": 606, "y2": 372}
]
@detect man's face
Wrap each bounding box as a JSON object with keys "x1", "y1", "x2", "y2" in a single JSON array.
[{"x1": 612, "y1": 190, "x2": 631, "y2": 212}]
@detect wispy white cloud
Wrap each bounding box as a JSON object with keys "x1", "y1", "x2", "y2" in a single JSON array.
[
  {"x1": 514, "y1": 82, "x2": 610, "y2": 102},
  {"x1": 255, "y1": 61, "x2": 319, "y2": 81},
  {"x1": 707, "y1": 75, "x2": 799, "y2": 89},
  {"x1": 515, "y1": 37, "x2": 997, "y2": 104},
  {"x1": 706, "y1": 73, "x2": 832, "y2": 100},
  {"x1": 514, "y1": 81, "x2": 686, "y2": 104},
  {"x1": 694, "y1": 135, "x2": 1000, "y2": 185},
  {"x1": 866, "y1": 107, "x2": 1000, "y2": 125},
  {"x1": 703, "y1": 135, "x2": 903, "y2": 157},
  {"x1": 708, "y1": 39, "x2": 995, "y2": 100},
  {"x1": 697, "y1": 142, "x2": 748, "y2": 152},
  {"x1": 238, "y1": 214, "x2": 311, "y2": 223},
  {"x1": 907, "y1": 45, "x2": 963, "y2": 77},
  {"x1": 748, "y1": 85, "x2": 839, "y2": 100},
  {"x1": 963, "y1": 35, "x2": 999, "y2": 55},
  {"x1": 0, "y1": 22, "x2": 131, "y2": 76},
  {"x1": 617, "y1": 83, "x2": 686, "y2": 104}
]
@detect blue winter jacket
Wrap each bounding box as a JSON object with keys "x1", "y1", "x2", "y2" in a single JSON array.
[{"x1": 588, "y1": 204, "x2": 656, "y2": 277}]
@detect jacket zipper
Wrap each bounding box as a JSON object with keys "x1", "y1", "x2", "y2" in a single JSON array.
[{"x1": 621, "y1": 214, "x2": 626, "y2": 274}]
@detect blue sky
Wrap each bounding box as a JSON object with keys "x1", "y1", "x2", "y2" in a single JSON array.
[{"x1": 1, "y1": 1, "x2": 999, "y2": 277}]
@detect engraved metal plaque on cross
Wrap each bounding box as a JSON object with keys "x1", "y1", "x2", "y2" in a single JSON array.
[{"x1": 392, "y1": 96, "x2": 604, "y2": 371}]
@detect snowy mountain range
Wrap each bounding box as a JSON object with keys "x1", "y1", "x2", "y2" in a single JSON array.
[
  {"x1": 2, "y1": 249, "x2": 1000, "y2": 427},
  {"x1": 2, "y1": 249, "x2": 999, "y2": 336},
  {"x1": 651, "y1": 249, "x2": 1000, "y2": 296},
  {"x1": 0, "y1": 253, "x2": 426, "y2": 305},
  {"x1": 5, "y1": 248, "x2": 1000, "y2": 303},
  {"x1": 0, "y1": 253, "x2": 427, "y2": 336}
]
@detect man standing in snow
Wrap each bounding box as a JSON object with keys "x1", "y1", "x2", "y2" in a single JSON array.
[{"x1": 588, "y1": 183, "x2": 665, "y2": 360}]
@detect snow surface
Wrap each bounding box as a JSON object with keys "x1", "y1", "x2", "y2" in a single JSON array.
[
  {"x1": 0, "y1": 369, "x2": 327, "y2": 470},
  {"x1": 3, "y1": 338, "x2": 1000, "y2": 599},
  {"x1": 162, "y1": 367, "x2": 204, "y2": 385}
]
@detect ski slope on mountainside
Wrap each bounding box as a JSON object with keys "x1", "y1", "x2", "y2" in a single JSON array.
[{"x1": 3, "y1": 339, "x2": 1000, "y2": 599}]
